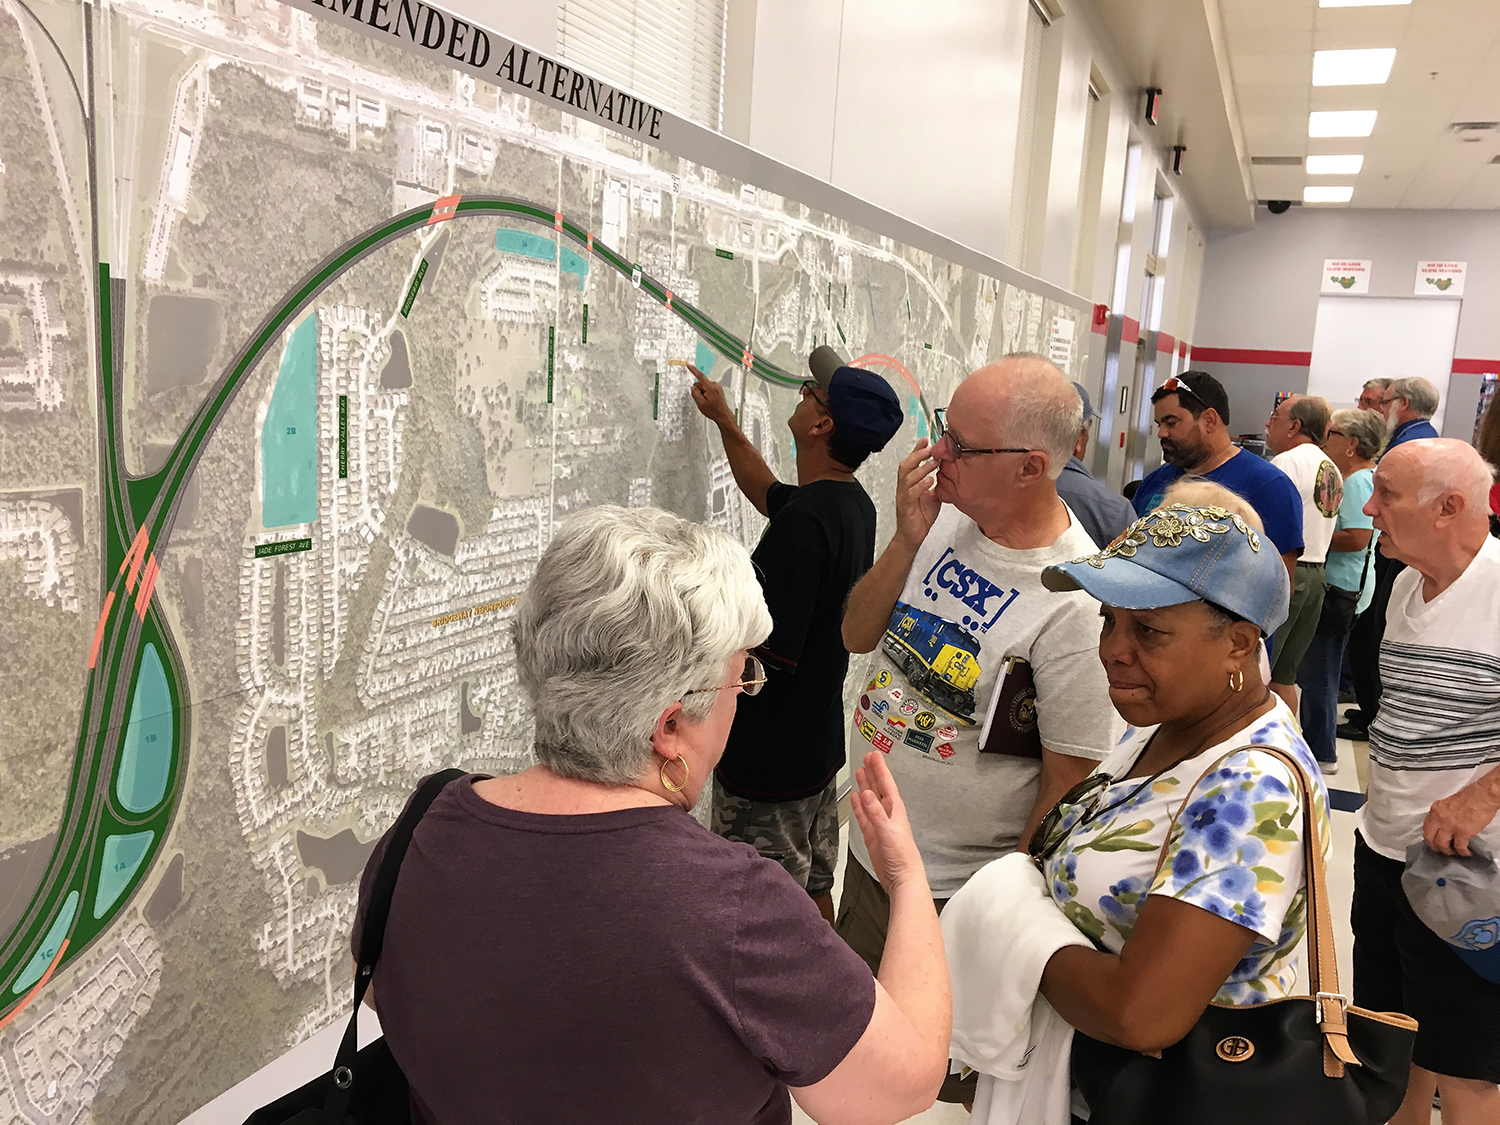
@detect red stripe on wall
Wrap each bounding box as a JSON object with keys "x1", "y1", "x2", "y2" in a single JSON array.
[
  {"x1": 1191, "y1": 347, "x2": 1312, "y2": 366},
  {"x1": 1178, "y1": 341, "x2": 1189, "y2": 357},
  {"x1": 1121, "y1": 317, "x2": 1140, "y2": 345},
  {"x1": 1157, "y1": 332, "x2": 1175, "y2": 355},
  {"x1": 1452, "y1": 358, "x2": 1500, "y2": 374}
]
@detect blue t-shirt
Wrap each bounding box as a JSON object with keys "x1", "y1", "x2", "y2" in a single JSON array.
[
  {"x1": 1325, "y1": 467, "x2": 1376, "y2": 610},
  {"x1": 1132, "y1": 449, "x2": 1304, "y2": 557}
]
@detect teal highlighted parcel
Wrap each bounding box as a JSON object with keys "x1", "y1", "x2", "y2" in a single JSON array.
[
  {"x1": 495, "y1": 228, "x2": 588, "y2": 289},
  {"x1": 261, "y1": 315, "x2": 319, "y2": 528}
]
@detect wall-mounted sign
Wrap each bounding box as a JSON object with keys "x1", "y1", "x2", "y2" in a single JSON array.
[
  {"x1": 1414, "y1": 260, "x2": 1466, "y2": 296},
  {"x1": 1321, "y1": 260, "x2": 1371, "y2": 294}
]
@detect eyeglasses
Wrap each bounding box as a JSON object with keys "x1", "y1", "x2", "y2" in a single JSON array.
[
  {"x1": 1160, "y1": 375, "x2": 1207, "y2": 410},
  {"x1": 930, "y1": 408, "x2": 1034, "y2": 459},
  {"x1": 1326, "y1": 428, "x2": 1345, "y2": 438},
  {"x1": 683, "y1": 654, "x2": 767, "y2": 699},
  {"x1": 1028, "y1": 773, "x2": 1113, "y2": 863},
  {"x1": 800, "y1": 381, "x2": 830, "y2": 412}
]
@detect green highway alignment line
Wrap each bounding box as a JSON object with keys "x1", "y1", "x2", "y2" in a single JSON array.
[{"x1": 0, "y1": 195, "x2": 855, "y2": 1011}]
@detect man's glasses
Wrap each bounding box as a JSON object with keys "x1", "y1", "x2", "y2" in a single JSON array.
[
  {"x1": 1159, "y1": 375, "x2": 1206, "y2": 410},
  {"x1": 800, "y1": 381, "x2": 830, "y2": 412},
  {"x1": 683, "y1": 654, "x2": 767, "y2": 699},
  {"x1": 930, "y1": 408, "x2": 1034, "y2": 459}
]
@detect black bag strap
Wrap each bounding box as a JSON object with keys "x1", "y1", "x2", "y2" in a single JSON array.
[{"x1": 323, "y1": 769, "x2": 467, "y2": 1123}]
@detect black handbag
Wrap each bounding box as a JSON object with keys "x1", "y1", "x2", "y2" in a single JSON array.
[
  {"x1": 1072, "y1": 747, "x2": 1418, "y2": 1125},
  {"x1": 244, "y1": 769, "x2": 467, "y2": 1125},
  {"x1": 1318, "y1": 537, "x2": 1373, "y2": 636}
]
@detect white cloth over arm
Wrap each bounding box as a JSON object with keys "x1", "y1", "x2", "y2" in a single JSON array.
[{"x1": 942, "y1": 852, "x2": 1093, "y2": 1125}]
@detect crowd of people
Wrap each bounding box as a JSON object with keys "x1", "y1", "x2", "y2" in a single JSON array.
[{"x1": 349, "y1": 352, "x2": 1500, "y2": 1125}]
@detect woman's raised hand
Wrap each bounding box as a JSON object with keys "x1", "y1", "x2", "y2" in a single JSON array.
[{"x1": 851, "y1": 751, "x2": 928, "y2": 895}]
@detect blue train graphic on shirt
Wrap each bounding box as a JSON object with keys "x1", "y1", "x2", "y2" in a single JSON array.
[{"x1": 881, "y1": 602, "x2": 983, "y2": 724}]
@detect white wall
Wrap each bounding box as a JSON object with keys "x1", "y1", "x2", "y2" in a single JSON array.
[{"x1": 1197, "y1": 208, "x2": 1500, "y2": 362}]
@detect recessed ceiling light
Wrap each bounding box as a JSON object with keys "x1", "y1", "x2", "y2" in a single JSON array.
[
  {"x1": 1309, "y1": 111, "x2": 1378, "y2": 137},
  {"x1": 1314, "y1": 49, "x2": 1397, "y2": 86},
  {"x1": 1320, "y1": 0, "x2": 1409, "y2": 6},
  {"x1": 1304, "y1": 186, "x2": 1354, "y2": 203},
  {"x1": 1306, "y1": 154, "x2": 1365, "y2": 174}
]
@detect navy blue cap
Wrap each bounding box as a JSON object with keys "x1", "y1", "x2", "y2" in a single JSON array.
[
  {"x1": 1403, "y1": 840, "x2": 1500, "y2": 983},
  {"x1": 808, "y1": 346, "x2": 904, "y2": 452},
  {"x1": 1042, "y1": 503, "x2": 1291, "y2": 635},
  {"x1": 1072, "y1": 382, "x2": 1095, "y2": 425}
]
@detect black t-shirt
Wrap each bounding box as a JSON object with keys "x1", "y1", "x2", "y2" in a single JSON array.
[{"x1": 716, "y1": 479, "x2": 877, "y2": 801}]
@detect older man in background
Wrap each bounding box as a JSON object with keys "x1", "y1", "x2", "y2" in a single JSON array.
[
  {"x1": 1342, "y1": 376, "x2": 1444, "y2": 740},
  {"x1": 837, "y1": 356, "x2": 1119, "y2": 1001},
  {"x1": 1358, "y1": 377, "x2": 1394, "y2": 412},
  {"x1": 1353, "y1": 438, "x2": 1500, "y2": 1125},
  {"x1": 1055, "y1": 381, "x2": 1136, "y2": 548},
  {"x1": 1263, "y1": 394, "x2": 1342, "y2": 711}
]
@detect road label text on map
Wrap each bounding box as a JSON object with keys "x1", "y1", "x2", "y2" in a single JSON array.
[{"x1": 253, "y1": 538, "x2": 314, "y2": 559}]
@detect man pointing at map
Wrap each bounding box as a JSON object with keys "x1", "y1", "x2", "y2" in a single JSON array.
[{"x1": 691, "y1": 347, "x2": 903, "y2": 924}]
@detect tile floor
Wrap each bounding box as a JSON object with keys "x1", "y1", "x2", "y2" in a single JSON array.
[{"x1": 793, "y1": 711, "x2": 1434, "y2": 1125}]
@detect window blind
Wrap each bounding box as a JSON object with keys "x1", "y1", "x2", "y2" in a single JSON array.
[
  {"x1": 1071, "y1": 83, "x2": 1101, "y2": 291},
  {"x1": 1006, "y1": 0, "x2": 1047, "y2": 268},
  {"x1": 558, "y1": 0, "x2": 729, "y2": 131}
]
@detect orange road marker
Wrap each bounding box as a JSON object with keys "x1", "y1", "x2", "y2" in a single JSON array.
[
  {"x1": 554, "y1": 210, "x2": 563, "y2": 232},
  {"x1": 587, "y1": 232, "x2": 594, "y2": 252},
  {"x1": 428, "y1": 194, "x2": 461, "y2": 225},
  {"x1": 0, "y1": 938, "x2": 69, "y2": 1033},
  {"x1": 741, "y1": 346, "x2": 754, "y2": 368},
  {"x1": 88, "y1": 591, "x2": 116, "y2": 668},
  {"x1": 136, "y1": 556, "x2": 159, "y2": 621},
  {"x1": 664, "y1": 289, "x2": 673, "y2": 310},
  {"x1": 119, "y1": 526, "x2": 149, "y2": 592}
]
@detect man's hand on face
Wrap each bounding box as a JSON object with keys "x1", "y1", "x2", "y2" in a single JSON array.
[
  {"x1": 894, "y1": 439, "x2": 941, "y2": 549},
  {"x1": 1423, "y1": 783, "x2": 1500, "y2": 857},
  {"x1": 688, "y1": 365, "x2": 736, "y2": 429}
]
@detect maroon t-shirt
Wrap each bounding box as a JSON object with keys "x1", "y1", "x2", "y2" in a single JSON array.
[{"x1": 353, "y1": 776, "x2": 876, "y2": 1124}]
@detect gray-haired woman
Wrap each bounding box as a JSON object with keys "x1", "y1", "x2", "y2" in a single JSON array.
[
  {"x1": 1297, "y1": 407, "x2": 1388, "y2": 771},
  {"x1": 353, "y1": 506, "x2": 950, "y2": 1125}
]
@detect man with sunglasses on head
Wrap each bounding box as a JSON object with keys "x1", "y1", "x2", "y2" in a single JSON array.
[
  {"x1": 1133, "y1": 371, "x2": 1304, "y2": 583},
  {"x1": 690, "y1": 346, "x2": 903, "y2": 924},
  {"x1": 838, "y1": 355, "x2": 1121, "y2": 1103}
]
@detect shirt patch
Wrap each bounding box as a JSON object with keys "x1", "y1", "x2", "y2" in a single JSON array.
[
  {"x1": 905, "y1": 729, "x2": 934, "y2": 752},
  {"x1": 918, "y1": 547, "x2": 1021, "y2": 634}
]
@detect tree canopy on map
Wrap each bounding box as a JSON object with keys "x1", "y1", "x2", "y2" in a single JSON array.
[{"x1": 0, "y1": 0, "x2": 1086, "y2": 1119}]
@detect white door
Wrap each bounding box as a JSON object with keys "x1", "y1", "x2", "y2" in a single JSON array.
[{"x1": 1307, "y1": 296, "x2": 1461, "y2": 432}]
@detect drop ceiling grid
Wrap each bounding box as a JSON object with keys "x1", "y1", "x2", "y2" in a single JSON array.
[{"x1": 1221, "y1": 0, "x2": 1500, "y2": 208}]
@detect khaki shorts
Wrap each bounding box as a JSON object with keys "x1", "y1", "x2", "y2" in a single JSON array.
[
  {"x1": 834, "y1": 857, "x2": 978, "y2": 1104},
  {"x1": 710, "y1": 776, "x2": 840, "y2": 897},
  {"x1": 1270, "y1": 563, "x2": 1326, "y2": 685}
]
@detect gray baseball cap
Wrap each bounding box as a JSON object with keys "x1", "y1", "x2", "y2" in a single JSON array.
[
  {"x1": 1042, "y1": 503, "x2": 1292, "y2": 636},
  {"x1": 1402, "y1": 840, "x2": 1500, "y2": 983}
]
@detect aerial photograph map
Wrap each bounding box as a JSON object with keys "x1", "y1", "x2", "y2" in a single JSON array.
[{"x1": 0, "y1": 0, "x2": 1089, "y2": 1119}]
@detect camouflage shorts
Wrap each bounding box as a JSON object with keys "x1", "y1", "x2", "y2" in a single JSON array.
[{"x1": 710, "y1": 777, "x2": 841, "y2": 896}]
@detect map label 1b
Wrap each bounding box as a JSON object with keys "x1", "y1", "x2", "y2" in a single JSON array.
[{"x1": 253, "y1": 538, "x2": 313, "y2": 559}]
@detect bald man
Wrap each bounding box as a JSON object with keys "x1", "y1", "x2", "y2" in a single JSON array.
[
  {"x1": 837, "y1": 357, "x2": 1121, "y2": 1042},
  {"x1": 1352, "y1": 439, "x2": 1500, "y2": 1122}
]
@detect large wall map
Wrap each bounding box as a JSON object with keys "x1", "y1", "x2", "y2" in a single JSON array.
[{"x1": 0, "y1": 0, "x2": 1089, "y2": 1119}]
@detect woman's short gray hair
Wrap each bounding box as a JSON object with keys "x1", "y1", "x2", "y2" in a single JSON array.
[
  {"x1": 1329, "y1": 408, "x2": 1389, "y2": 462},
  {"x1": 512, "y1": 506, "x2": 772, "y2": 785}
]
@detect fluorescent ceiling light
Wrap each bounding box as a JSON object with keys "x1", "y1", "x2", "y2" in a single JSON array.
[
  {"x1": 1314, "y1": 49, "x2": 1397, "y2": 86},
  {"x1": 1304, "y1": 186, "x2": 1354, "y2": 203},
  {"x1": 1309, "y1": 111, "x2": 1378, "y2": 137},
  {"x1": 1320, "y1": 0, "x2": 1409, "y2": 6},
  {"x1": 1306, "y1": 154, "x2": 1365, "y2": 174}
]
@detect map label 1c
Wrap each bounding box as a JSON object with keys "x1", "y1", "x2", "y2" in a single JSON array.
[
  {"x1": 253, "y1": 538, "x2": 313, "y2": 559},
  {"x1": 401, "y1": 258, "x2": 428, "y2": 316},
  {"x1": 337, "y1": 395, "x2": 348, "y2": 479}
]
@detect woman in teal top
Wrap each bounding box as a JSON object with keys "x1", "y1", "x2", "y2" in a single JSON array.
[{"x1": 1297, "y1": 408, "x2": 1387, "y2": 771}]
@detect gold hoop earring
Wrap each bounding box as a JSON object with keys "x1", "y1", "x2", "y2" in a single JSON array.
[
  {"x1": 1229, "y1": 669, "x2": 1245, "y2": 693},
  {"x1": 660, "y1": 754, "x2": 690, "y2": 793}
]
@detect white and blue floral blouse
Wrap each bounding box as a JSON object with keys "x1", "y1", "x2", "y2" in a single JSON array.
[{"x1": 1041, "y1": 699, "x2": 1331, "y2": 1004}]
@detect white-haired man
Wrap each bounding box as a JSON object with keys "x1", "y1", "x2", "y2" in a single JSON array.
[
  {"x1": 1353, "y1": 438, "x2": 1500, "y2": 1125},
  {"x1": 837, "y1": 357, "x2": 1120, "y2": 1034}
]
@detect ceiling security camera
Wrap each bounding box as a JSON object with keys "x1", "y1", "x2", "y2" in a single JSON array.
[{"x1": 1266, "y1": 200, "x2": 1292, "y2": 214}]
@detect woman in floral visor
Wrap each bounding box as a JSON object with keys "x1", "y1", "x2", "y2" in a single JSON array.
[{"x1": 1034, "y1": 495, "x2": 1330, "y2": 1070}]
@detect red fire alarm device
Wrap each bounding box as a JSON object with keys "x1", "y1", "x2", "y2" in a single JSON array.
[{"x1": 1145, "y1": 88, "x2": 1162, "y2": 126}]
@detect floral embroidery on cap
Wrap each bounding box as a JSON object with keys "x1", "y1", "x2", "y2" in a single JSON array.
[{"x1": 1074, "y1": 504, "x2": 1261, "y2": 569}]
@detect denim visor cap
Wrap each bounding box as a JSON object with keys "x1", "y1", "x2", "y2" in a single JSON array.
[
  {"x1": 1041, "y1": 504, "x2": 1292, "y2": 635},
  {"x1": 807, "y1": 345, "x2": 904, "y2": 452}
]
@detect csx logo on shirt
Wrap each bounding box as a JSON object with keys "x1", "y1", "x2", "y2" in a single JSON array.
[{"x1": 918, "y1": 547, "x2": 1020, "y2": 634}]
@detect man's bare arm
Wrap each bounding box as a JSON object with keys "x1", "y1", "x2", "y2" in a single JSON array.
[
  {"x1": 1281, "y1": 550, "x2": 1298, "y2": 585},
  {"x1": 689, "y1": 365, "x2": 776, "y2": 516},
  {"x1": 1424, "y1": 763, "x2": 1500, "y2": 856},
  {"x1": 1328, "y1": 528, "x2": 1372, "y2": 554}
]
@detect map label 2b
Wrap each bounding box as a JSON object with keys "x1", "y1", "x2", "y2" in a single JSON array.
[{"x1": 253, "y1": 538, "x2": 313, "y2": 559}]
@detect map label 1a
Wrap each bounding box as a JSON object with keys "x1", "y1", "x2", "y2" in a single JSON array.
[
  {"x1": 581, "y1": 303, "x2": 588, "y2": 344},
  {"x1": 653, "y1": 372, "x2": 660, "y2": 420},
  {"x1": 401, "y1": 258, "x2": 429, "y2": 316},
  {"x1": 714, "y1": 248, "x2": 734, "y2": 261},
  {"x1": 337, "y1": 395, "x2": 348, "y2": 479},
  {"x1": 547, "y1": 325, "x2": 555, "y2": 403},
  {"x1": 254, "y1": 538, "x2": 313, "y2": 559}
]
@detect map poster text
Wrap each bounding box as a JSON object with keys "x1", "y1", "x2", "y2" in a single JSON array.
[
  {"x1": 338, "y1": 395, "x2": 348, "y2": 479},
  {"x1": 581, "y1": 303, "x2": 588, "y2": 344},
  {"x1": 401, "y1": 258, "x2": 428, "y2": 316},
  {"x1": 547, "y1": 326, "x2": 555, "y2": 403},
  {"x1": 254, "y1": 538, "x2": 314, "y2": 559}
]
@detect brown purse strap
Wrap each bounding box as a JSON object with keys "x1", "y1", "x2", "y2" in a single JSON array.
[{"x1": 1148, "y1": 743, "x2": 1356, "y2": 1077}]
